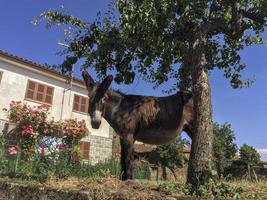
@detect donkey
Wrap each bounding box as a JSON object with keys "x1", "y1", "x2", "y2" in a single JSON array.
[{"x1": 82, "y1": 70, "x2": 193, "y2": 180}]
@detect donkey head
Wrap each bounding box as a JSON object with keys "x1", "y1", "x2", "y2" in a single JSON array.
[{"x1": 82, "y1": 70, "x2": 113, "y2": 129}]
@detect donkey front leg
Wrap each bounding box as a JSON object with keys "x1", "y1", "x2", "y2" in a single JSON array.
[
  {"x1": 120, "y1": 134, "x2": 134, "y2": 181},
  {"x1": 120, "y1": 138, "x2": 127, "y2": 180}
]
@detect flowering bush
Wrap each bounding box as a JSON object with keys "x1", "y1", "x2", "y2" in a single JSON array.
[
  {"x1": 45, "y1": 119, "x2": 87, "y2": 161},
  {"x1": 44, "y1": 119, "x2": 87, "y2": 142},
  {"x1": 7, "y1": 146, "x2": 18, "y2": 155},
  {"x1": 3, "y1": 101, "x2": 50, "y2": 155},
  {"x1": 2, "y1": 101, "x2": 88, "y2": 159}
]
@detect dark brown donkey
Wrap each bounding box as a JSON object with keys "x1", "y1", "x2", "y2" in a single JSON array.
[{"x1": 82, "y1": 71, "x2": 193, "y2": 180}]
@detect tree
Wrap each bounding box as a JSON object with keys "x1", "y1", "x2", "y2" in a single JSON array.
[
  {"x1": 150, "y1": 136, "x2": 189, "y2": 180},
  {"x1": 239, "y1": 144, "x2": 261, "y2": 181},
  {"x1": 37, "y1": 0, "x2": 267, "y2": 191},
  {"x1": 213, "y1": 123, "x2": 237, "y2": 179}
]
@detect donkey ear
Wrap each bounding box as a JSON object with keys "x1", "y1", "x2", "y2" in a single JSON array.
[
  {"x1": 82, "y1": 70, "x2": 95, "y2": 91},
  {"x1": 99, "y1": 75, "x2": 113, "y2": 94}
]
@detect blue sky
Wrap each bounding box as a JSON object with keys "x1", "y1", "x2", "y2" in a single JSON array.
[{"x1": 0, "y1": 1, "x2": 266, "y2": 160}]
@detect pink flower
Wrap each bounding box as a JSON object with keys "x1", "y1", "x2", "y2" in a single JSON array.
[
  {"x1": 16, "y1": 120, "x2": 23, "y2": 125},
  {"x1": 78, "y1": 120, "x2": 86, "y2": 126},
  {"x1": 71, "y1": 152, "x2": 78, "y2": 161},
  {"x1": 31, "y1": 112, "x2": 36, "y2": 118},
  {"x1": 56, "y1": 143, "x2": 69, "y2": 150},
  {"x1": 40, "y1": 144, "x2": 47, "y2": 148},
  {"x1": 21, "y1": 125, "x2": 34, "y2": 135},
  {"x1": 37, "y1": 104, "x2": 50, "y2": 110},
  {"x1": 8, "y1": 146, "x2": 17, "y2": 155}
]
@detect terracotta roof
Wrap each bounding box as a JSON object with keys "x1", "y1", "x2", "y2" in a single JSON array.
[
  {"x1": 258, "y1": 161, "x2": 267, "y2": 165},
  {"x1": 134, "y1": 144, "x2": 156, "y2": 153},
  {"x1": 134, "y1": 144, "x2": 191, "y2": 154},
  {"x1": 0, "y1": 49, "x2": 84, "y2": 85},
  {"x1": 183, "y1": 146, "x2": 191, "y2": 153}
]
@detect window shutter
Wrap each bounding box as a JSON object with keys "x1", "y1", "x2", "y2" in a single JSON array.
[
  {"x1": 36, "y1": 84, "x2": 45, "y2": 102},
  {"x1": 28, "y1": 81, "x2": 36, "y2": 90},
  {"x1": 80, "y1": 97, "x2": 87, "y2": 113},
  {"x1": 79, "y1": 141, "x2": 90, "y2": 160},
  {"x1": 26, "y1": 81, "x2": 36, "y2": 100},
  {"x1": 45, "y1": 86, "x2": 54, "y2": 104},
  {"x1": 85, "y1": 97, "x2": 89, "y2": 113},
  {"x1": 25, "y1": 80, "x2": 54, "y2": 104},
  {"x1": 26, "y1": 90, "x2": 34, "y2": 100},
  {"x1": 73, "y1": 95, "x2": 80, "y2": 111},
  {"x1": 73, "y1": 94, "x2": 89, "y2": 113}
]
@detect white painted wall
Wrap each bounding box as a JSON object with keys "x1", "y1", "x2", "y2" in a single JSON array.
[{"x1": 0, "y1": 60, "x2": 111, "y2": 139}]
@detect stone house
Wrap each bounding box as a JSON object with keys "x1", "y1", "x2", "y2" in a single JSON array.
[{"x1": 0, "y1": 49, "x2": 113, "y2": 164}]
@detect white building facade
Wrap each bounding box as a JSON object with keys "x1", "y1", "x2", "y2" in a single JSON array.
[{"x1": 0, "y1": 50, "x2": 113, "y2": 164}]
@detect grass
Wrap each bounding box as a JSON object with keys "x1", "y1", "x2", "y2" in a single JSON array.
[
  {"x1": 229, "y1": 179, "x2": 267, "y2": 200},
  {"x1": 1, "y1": 174, "x2": 267, "y2": 199}
]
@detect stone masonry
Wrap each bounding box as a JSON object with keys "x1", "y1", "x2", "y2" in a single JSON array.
[{"x1": 89, "y1": 134, "x2": 113, "y2": 165}]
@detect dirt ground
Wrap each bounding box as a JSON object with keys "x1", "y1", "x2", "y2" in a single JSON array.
[
  {"x1": 0, "y1": 177, "x2": 196, "y2": 200},
  {"x1": 3, "y1": 176, "x2": 267, "y2": 200}
]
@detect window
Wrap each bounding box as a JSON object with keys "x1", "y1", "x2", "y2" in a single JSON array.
[
  {"x1": 73, "y1": 94, "x2": 89, "y2": 113},
  {"x1": 0, "y1": 71, "x2": 3, "y2": 84},
  {"x1": 25, "y1": 80, "x2": 54, "y2": 104},
  {"x1": 79, "y1": 141, "x2": 90, "y2": 160}
]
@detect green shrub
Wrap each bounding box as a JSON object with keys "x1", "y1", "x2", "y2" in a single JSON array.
[
  {"x1": 159, "y1": 180, "x2": 243, "y2": 199},
  {"x1": 196, "y1": 180, "x2": 243, "y2": 199},
  {"x1": 239, "y1": 144, "x2": 261, "y2": 181},
  {"x1": 150, "y1": 136, "x2": 189, "y2": 180},
  {"x1": 213, "y1": 123, "x2": 238, "y2": 178},
  {"x1": 72, "y1": 158, "x2": 121, "y2": 178},
  {"x1": 240, "y1": 144, "x2": 260, "y2": 167},
  {"x1": 133, "y1": 161, "x2": 151, "y2": 180},
  {"x1": 159, "y1": 182, "x2": 191, "y2": 195}
]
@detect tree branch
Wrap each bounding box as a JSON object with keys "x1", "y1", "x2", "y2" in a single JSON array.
[
  {"x1": 201, "y1": 18, "x2": 234, "y2": 38},
  {"x1": 241, "y1": 10, "x2": 266, "y2": 24},
  {"x1": 204, "y1": 3, "x2": 267, "y2": 39}
]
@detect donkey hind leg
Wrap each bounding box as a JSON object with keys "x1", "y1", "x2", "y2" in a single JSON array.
[
  {"x1": 120, "y1": 134, "x2": 134, "y2": 180},
  {"x1": 120, "y1": 138, "x2": 127, "y2": 180}
]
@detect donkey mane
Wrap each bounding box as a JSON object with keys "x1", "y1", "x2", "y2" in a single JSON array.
[{"x1": 113, "y1": 89, "x2": 125, "y2": 95}]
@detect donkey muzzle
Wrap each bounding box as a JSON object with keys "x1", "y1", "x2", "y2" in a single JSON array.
[
  {"x1": 91, "y1": 110, "x2": 102, "y2": 129},
  {"x1": 91, "y1": 120, "x2": 101, "y2": 129}
]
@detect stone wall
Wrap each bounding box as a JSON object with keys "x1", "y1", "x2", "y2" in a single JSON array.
[
  {"x1": 89, "y1": 134, "x2": 113, "y2": 165},
  {"x1": 0, "y1": 180, "x2": 91, "y2": 200},
  {"x1": 0, "y1": 119, "x2": 6, "y2": 135}
]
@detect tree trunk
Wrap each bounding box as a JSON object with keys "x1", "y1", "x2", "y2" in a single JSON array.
[
  {"x1": 162, "y1": 166, "x2": 167, "y2": 180},
  {"x1": 248, "y1": 164, "x2": 251, "y2": 180},
  {"x1": 216, "y1": 162, "x2": 222, "y2": 179},
  {"x1": 252, "y1": 167, "x2": 258, "y2": 182},
  {"x1": 156, "y1": 166, "x2": 159, "y2": 183},
  {"x1": 186, "y1": 35, "x2": 213, "y2": 192},
  {"x1": 169, "y1": 167, "x2": 178, "y2": 180}
]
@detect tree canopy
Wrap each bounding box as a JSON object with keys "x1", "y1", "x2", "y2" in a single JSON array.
[
  {"x1": 239, "y1": 144, "x2": 261, "y2": 181},
  {"x1": 37, "y1": 0, "x2": 267, "y2": 90},
  {"x1": 240, "y1": 144, "x2": 261, "y2": 167},
  {"x1": 36, "y1": 0, "x2": 267, "y2": 191},
  {"x1": 213, "y1": 122, "x2": 238, "y2": 178},
  {"x1": 150, "y1": 136, "x2": 189, "y2": 180}
]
